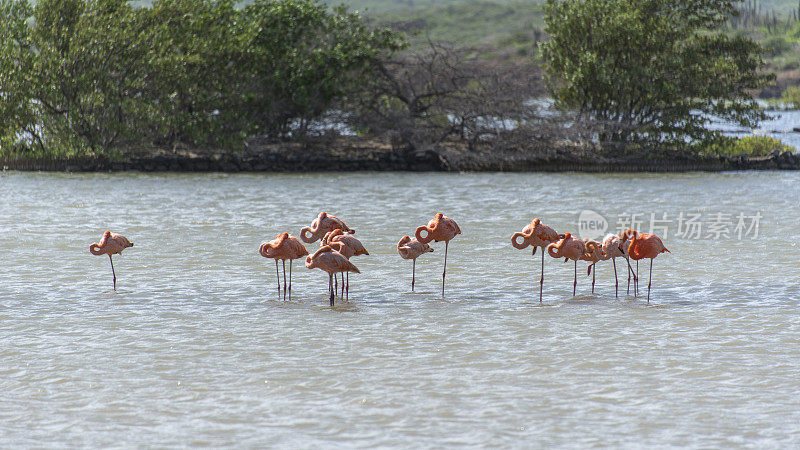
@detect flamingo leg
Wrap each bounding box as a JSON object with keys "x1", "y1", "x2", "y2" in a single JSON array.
[
  {"x1": 636, "y1": 260, "x2": 640, "y2": 297},
  {"x1": 346, "y1": 272, "x2": 349, "y2": 301},
  {"x1": 341, "y1": 273, "x2": 345, "y2": 298},
  {"x1": 109, "y1": 254, "x2": 116, "y2": 291},
  {"x1": 282, "y1": 260, "x2": 287, "y2": 301},
  {"x1": 613, "y1": 257, "x2": 618, "y2": 298},
  {"x1": 334, "y1": 272, "x2": 338, "y2": 294},
  {"x1": 591, "y1": 262, "x2": 596, "y2": 294},
  {"x1": 412, "y1": 259, "x2": 416, "y2": 292},
  {"x1": 329, "y1": 273, "x2": 334, "y2": 306},
  {"x1": 442, "y1": 241, "x2": 449, "y2": 297},
  {"x1": 573, "y1": 259, "x2": 577, "y2": 296},
  {"x1": 624, "y1": 255, "x2": 635, "y2": 296},
  {"x1": 648, "y1": 259, "x2": 653, "y2": 303},
  {"x1": 288, "y1": 260, "x2": 292, "y2": 301},
  {"x1": 539, "y1": 248, "x2": 545, "y2": 303},
  {"x1": 275, "y1": 260, "x2": 280, "y2": 298}
]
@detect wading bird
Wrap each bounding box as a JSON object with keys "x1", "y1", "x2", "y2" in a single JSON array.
[
  {"x1": 323, "y1": 229, "x2": 368, "y2": 300},
  {"x1": 89, "y1": 231, "x2": 134, "y2": 291},
  {"x1": 511, "y1": 218, "x2": 560, "y2": 302},
  {"x1": 260, "y1": 233, "x2": 309, "y2": 300},
  {"x1": 305, "y1": 245, "x2": 360, "y2": 306},
  {"x1": 581, "y1": 239, "x2": 606, "y2": 294},
  {"x1": 601, "y1": 233, "x2": 636, "y2": 298},
  {"x1": 546, "y1": 232, "x2": 586, "y2": 296},
  {"x1": 397, "y1": 235, "x2": 434, "y2": 292},
  {"x1": 620, "y1": 229, "x2": 670, "y2": 302},
  {"x1": 416, "y1": 213, "x2": 461, "y2": 296},
  {"x1": 300, "y1": 212, "x2": 354, "y2": 243}
]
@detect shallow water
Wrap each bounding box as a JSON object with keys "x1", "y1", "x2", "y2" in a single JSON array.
[{"x1": 1, "y1": 171, "x2": 799, "y2": 447}]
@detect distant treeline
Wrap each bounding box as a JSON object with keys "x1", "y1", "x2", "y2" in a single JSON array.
[
  {"x1": 0, "y1": 0, "x2": 784, "y2": 161},
  {"x1": 0, "y1": 0, "x2": 402, "y2": 157}
]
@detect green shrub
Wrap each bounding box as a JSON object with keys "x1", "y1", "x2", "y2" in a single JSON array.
[
  {"x1": 780, "y1": 85, "x2": 800, "y2": 109},
  {"x1": 705, "y1": 135, "x2": 794, "y2": 157}
]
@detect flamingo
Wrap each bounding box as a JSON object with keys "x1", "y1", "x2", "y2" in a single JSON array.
[
  {"x1": 620, "y1": 229, "x2": 670, "y2": 302},
  {"x1": 619, "y1": 228, "x2": 644, "y2": 296},
  {"x1": 546, "y1": 232, "x2": 585, "y2": 296},
  {"x1": 415, "y1": 212, "x2": 461, "y2": 296},
  {"x1": 89, "y1": 230, "x2": 134, "y2": 291},
  {"x1": 397, "y1": 235, "x2": 434, "y2": 291},
  {"x1": 305, "y1": 245, "x2": 360, "y2": 306},
  {"x1": 511, "y1": 218, "x2": 559, "y2": 302},
  {"x1": 581, "y1": 239, "x2": 606, "y2": 294},
  {"x1": 323, "y1": 229, "x2": 368, "y2": 300},
  {"x1": 300, "y1": 212, "x2": 354, "y2": 243},
  {"x1": 601, "y1": 233, "x2": 636, "y2": 298},
  {"x1": 259, "y1": 232, "x2": 309, "y2": 300}
]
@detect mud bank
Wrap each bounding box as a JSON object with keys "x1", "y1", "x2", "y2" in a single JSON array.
[{"x1": 3, "y1": 137, "x2": 799, "y2": 172}]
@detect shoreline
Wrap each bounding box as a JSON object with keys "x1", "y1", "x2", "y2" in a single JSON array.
[{"x1": 2, "y1": 137, "x2": 799, "y2": 173}]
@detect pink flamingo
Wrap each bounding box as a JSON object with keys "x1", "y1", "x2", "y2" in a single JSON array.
[
  {"x1": 322, "y1": 229, "x2": 368, "y2": 300},
  {"x1": 89, "y1": 231, "x2": 134, "y2": 291},
  {"x1": 621, "y1": 229, "x2": 670, "y2": 302},
  {"x1": 260, "y1": 232, "x2": 309, "y2": 300},
  {"x1": 619, "y1": 228, "x2": 645, "y2": 296},
  {"x1": 397, "y1": 235, "x2": 434, "y2": 291},
  {"x1": 546, "y1": 232, "x2": 586, "y2": 296},
  {"x1": 511, "y1": 218, "x2": 559, "y2": 302},
  {"x1": 300, "y1": 212, "x2": 354, "y2": 243},
  {"x1": 601, "y1": 233, "x2": 636, "y2": 298},
  {"x1": 305, "y1": 245, "x2": 360, "y2": 306},
  {"x1": 415, "y1": 212, "x2": 461, "y2": 296},
  {"x1": 581, "y1": 239, "x2": 607, "y2": 294}
]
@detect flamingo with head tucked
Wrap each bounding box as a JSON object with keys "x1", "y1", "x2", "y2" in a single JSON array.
[
  {"x1": 416, "y1": 213, "x2": 461, "y2": 296},
  {"x1": 601, "y1": 233, "x2": 636, "y2": 298},
  {"x1": 620, "y1": 229, "x2": 670, "y2": 302},
  {"x1": 581, "y1": 239, "x2": 607, "y2": 294},
  {"x1": 511, "y1": 218, "x2": 559, "y2": 302},
  {"x1": 300, "y1": 212, "x2": 354, "y2": 244},
  {"x1": 546, "y1": 232, "x2": 585, "y2": 296},
  {"x1": 323, "y1": 229, "x2": 368, "y2": 300},
  {"x1": 89, "y1": 231, "x2": 134, "y2": 291},
  {"x1": 260, "y1": 233, "x2": 309, "y2": 300},
  {"x1": 397, "y1": 235, "x2": 434, "y2": 291},
  {"x1": 305, "y1": 245, "x2": 360, "y2": 306}
]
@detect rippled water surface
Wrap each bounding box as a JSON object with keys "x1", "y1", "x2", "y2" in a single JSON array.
[{"x1": 1, "y1": 171, "x2": 799, "y2": 447}]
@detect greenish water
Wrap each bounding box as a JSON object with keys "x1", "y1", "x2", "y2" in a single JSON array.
[{"x1": 1, "y1": 171, "x2": 799, "y2": 447}]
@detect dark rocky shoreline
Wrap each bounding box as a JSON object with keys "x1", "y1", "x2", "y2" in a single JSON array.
[{"x1": 2, "y1": 137, "x2": 799, "y2": 173}]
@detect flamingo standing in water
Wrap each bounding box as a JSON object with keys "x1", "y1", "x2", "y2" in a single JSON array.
[
  {"x1": 305, "y1": 245, "x2": 360, "y2": 306},
  {"x1": 546, "y1": 232, "x2": 585, "y2": 296},
  {"x1": 415, "y1": 213, "x2": 461, "y2": 296},
  {"x1": 601, "y1": 233, "x2": 636, "y2": 298},
  {"x1": 511, "y1": 218, "x2": 559, "y2": 302},
  {"x1": 300, "y1": 212, "x2": 354, "y2": 243},
  {"x1": 620, "y1": 229, "x2": 670, "y2": 302},
  {"x1": 322, "y1": 229, "x2": 368, "y2": 300},
  {"x1": 89, "y1": 231, "x2": 134, "y2": 291},
  {"x1": 260, "y1": 233, "x2": 309, "y2": 300},
  {"x1": 397, "y1": 235, "x2": 434, "y2": 292},
  {"x1": 619, "y1": 228, "x2": 644, "y2": 296},
  {"x1": 581, "y1": 239, "x2": 606, "y2": 295}
]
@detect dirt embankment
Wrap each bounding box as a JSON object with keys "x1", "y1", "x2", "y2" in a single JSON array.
[{"x1": 2, "y1": 136, "x2": 799, "y2": 173}]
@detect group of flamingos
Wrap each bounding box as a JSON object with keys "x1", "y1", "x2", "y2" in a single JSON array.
[{"x1": 88, "y1": 213, "x2": 669, "y2": 304}]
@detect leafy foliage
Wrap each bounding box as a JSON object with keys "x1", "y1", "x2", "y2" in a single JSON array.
[
  {"x1": 0, "y1": 0, "x2": 403, "y2": 157},
  {"x1": 541, "y1": 0, "x2": 775, "y2": 146},
  {"x1": 705, "y1": 135, "x2": 794, "y2": 156}
]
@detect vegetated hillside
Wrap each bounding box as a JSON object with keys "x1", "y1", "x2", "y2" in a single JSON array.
[{"x1": 366, "y1": 0, "x2": 544, "y2": 53}]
